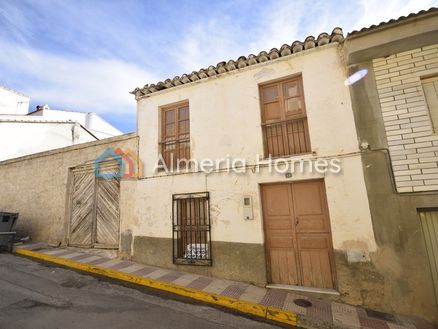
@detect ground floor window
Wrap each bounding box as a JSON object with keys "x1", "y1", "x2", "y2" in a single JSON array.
[{"x1": 172, "y1": 192, "x2": 211, "y2": 266}]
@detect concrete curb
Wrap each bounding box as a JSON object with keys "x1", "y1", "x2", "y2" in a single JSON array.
[{"x1": 16, "y1": 247, "x2": 297, "y2": 327}]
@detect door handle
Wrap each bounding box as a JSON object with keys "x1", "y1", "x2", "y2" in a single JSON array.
[{"x1": 295, "y1": 217, "x2": 299, "y2": 225}]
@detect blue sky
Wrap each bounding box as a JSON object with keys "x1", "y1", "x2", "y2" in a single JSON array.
[{"x1": 1, "y1": 0, "x2": 437, "y2": 133}]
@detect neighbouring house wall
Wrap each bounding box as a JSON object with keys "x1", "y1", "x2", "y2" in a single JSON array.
[
  {"x1": 29, "y1": 109, "x2": 123, "y2": 138},
  {"x1": 346, "y1": 33, "x2": 438, "y2": 322},
  {"x1": 126, "y1": 44, "x2": 379, "y2": 301},
  {"x1": 0, "y1": 86, "x2": 29, "y2": 115},
  {"x1": 0, "y1": 133, "x2": 137, "y2": 244},
  {"x1": 348, "y1": 61, "x2": 438, "y2": 322},
  {"x1": 0, "y1": 120, "x2": 97, "y2": 161},
  {"x1": 84, "y1": 112, "x2": 123, "y2": 138},
  {"x1": 372, "y1": 44, "x2": 438, "y2": 192}
]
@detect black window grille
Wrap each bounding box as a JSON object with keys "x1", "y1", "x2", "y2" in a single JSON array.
[{"x1": 172, "y1": 192, "x2": 211, "y2": 266}]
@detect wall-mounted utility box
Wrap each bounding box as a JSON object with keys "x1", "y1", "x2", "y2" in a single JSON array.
[{"x1": 243, "y1": 196, "x2": 253, "y2": 220}]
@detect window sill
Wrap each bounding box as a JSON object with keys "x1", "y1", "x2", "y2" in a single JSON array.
[
  {"x1": 261, "y1": 151, "x2": 315, "y2": 161},
  {"x1": 173, "y1": 258, "x2": 212, "y2": 266}
]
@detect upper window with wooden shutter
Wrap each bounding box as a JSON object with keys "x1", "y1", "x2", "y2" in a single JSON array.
[
  {"x1": 160, "y1": 102, "x2": 190, "y2": 168},
  {"x1": 260, "y1": 76, "x2": 311, "y2": 158}
]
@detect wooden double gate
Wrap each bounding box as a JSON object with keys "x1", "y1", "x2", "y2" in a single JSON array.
[{"x1": 68, "y1": 161, "x2": 120, "y2": 249}]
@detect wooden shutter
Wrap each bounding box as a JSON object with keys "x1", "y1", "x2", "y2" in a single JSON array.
[
  {"x1": 260, "y1": 76, "x2": 311, "y2": 157},
  {"x1": 261, "y1": 84, "x2": 282, "y2": 123},
  {"x1": 161, "y1": 103, "x2": 190, "y2": 168}
]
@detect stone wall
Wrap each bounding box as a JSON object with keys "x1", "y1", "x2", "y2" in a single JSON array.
[{"x1": 0, "y1": 133, "x2": 137, "y2": 244}]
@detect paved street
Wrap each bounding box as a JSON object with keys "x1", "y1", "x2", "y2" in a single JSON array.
[{"x1": 0, "y1": 254, "x2": 280, "y2": 329}]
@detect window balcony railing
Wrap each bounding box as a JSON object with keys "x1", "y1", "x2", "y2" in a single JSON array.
[
  {"x1": 160, "y1": 139, "x2": 190, "y2": 169},
  {"x1": 262, "y1": 118, "x2": 311, "y2": 158}
]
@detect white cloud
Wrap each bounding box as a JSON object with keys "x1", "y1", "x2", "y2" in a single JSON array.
[
  {"x1": 1, "y1": 0, "x2": 436, "y2": 120},
  {"x1": 172, "y1": 18, "x2": 249, "y2": 74},
  {"x1": 0, "y1": 40, "x2": 156, "y2": 115},
  {"x1": 173, "y1": 0, "x2": 437, "y2": 74},
  {"x1": 353, "y1": 0, "x2": 437, "y2": 31}
]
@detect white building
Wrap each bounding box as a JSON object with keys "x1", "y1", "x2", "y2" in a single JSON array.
[
  {"x1": 0, "y1": 115, "x2": 98, "y2": 161},
  {"x1": 28, "y1": 106, "x2": 122, "y2": 139},
  {"x1": 0, "y1": 87, "x2": 123, "y2": 160},
  {"x1": 0, "y1": 86, "x2": 30, "y2": 115}
]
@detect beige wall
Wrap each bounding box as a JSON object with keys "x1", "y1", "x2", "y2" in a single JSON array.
[
  {"x1": 133, "y1": 44, "x2": 377, "y2": 256},
  {"x1": 122, "y1": 157, "x2": 375, "y2": 252},
  {"x1": 373, "y1": 44, "x2": 438, "y2": 192},
  {"x1": 0, "y1": 133, "x2": 137, "y2": 244}
]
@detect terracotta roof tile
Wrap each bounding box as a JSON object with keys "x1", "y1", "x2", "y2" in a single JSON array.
[
  {"x1": 131, "y1": 27, "x2": 344, "y2": 98},
  {"x1": 347, "y1": 7, "x2": 437, "y2": 37},
  {"x1": 132, "y1": 8, "x2": 437, "y2": 99}
]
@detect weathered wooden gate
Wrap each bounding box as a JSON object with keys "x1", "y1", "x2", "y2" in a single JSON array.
[{"x1": 68, "y1": 160, "x2": 120, "y2": 249}]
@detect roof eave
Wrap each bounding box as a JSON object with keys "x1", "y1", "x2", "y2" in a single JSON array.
[{"x1": 131, "y1": 27, "x2": 344, "y2": 99}]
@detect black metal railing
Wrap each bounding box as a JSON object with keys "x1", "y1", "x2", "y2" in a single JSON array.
[{"x1": 172, "y1": 192, "x2": 211, "y2": 266}]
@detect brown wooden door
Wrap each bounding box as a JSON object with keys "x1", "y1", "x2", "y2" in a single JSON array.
[{"x1": 261, "y1": 180, "x2": 335, "y2": 289}]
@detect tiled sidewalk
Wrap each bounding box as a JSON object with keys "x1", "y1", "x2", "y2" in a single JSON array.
[{"x1": 15, "y1": 243, "x2": 436, "y2": 329}]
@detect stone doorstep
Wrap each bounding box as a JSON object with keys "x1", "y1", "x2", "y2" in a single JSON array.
[
  {"x1": 14, "y1": 243, "x2": 434, "y2": 329},
  {"x1": 266, "y1": 284, "x2": 341, "y2": 296}
]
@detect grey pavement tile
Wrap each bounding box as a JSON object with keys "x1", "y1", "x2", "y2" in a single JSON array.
[
  {"x1": 332, "y1": 302, "x2": 361, "y2": 328},
  {"x1": 239, "y1": 285, "x2": 269, "y2": 304},
  {"x1": 76, "y1": 255, "x2": 101, "y2": 263},
  {"x1": 172, "y1": 273, "x2": 201, "y2": 287},
  {"x1": 69, "y1": 253, "x2": 96, "y2": 261},
  {"x1": 260, "y1": 289, "x2": 288, "y2": 308},
  {"x1": 145, "y1": 269, "x2": 171, "y2": 280},
  {"x1": 108, "y1": 261, "x2": 135, "y2": 270},
  {"x1": 118, "y1": 263, "x2": 146, "y2": 274},
  {"x1": 187, "y1": 276, "x2": 213, "y2": 290},
  {"x1": 157, "y1": 271, "x2": 185, "y2": 283},
  {"x1": 130, "y1": 266, "x2": 157, "y2": 277},
  {"x1": 62, "y1": 252, "x2": 86, "y2": 259},
  {"x1": 98, "y1": 259, "x2": 125, "y2": 268},
  {"x1": 306, "y1": 298, "x2": 333, "y2": 325},
  {"x1": 283, "y1": 293, "x2": 309, "y2": 316},
  {"x1": 87, "y1": 257, "x2": 111, "y2": 265},
  {"x1": 220, "y1": 284, "x2": 248, "y2": 299},
  {"x1": 202, "y1": 279, "x2": 234, "y2": 295},
  {"x1": 44, "y1": 249, "x2": 72, "y2": 256}
]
